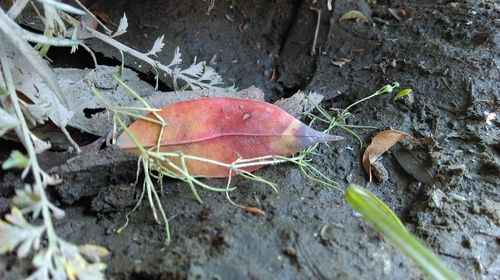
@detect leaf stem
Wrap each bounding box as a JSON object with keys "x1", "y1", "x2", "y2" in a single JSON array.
[
  {"x1": 0, "y1": 52, "x2": 58, "y2": 251},
  {"x1": 85, "y1": 27, "x2": 224, "y2": 90}
]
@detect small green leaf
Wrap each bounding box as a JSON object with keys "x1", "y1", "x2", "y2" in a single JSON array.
[
  {"x1": 394, "y1": 88, "x2": 413, "y2": 101},
  {"x1": 2, "y1": 150, "x2": 30, "y2": 170},
  {"x1": 12, "y1": 185, "x2": 43, "y2": 219},
  {"x1": 146, "y1": 35, "x2": 165, "y2": 56},
  {"x1": 79, "y1": 244, "x2": 110, "y2": 262},
  {"x1": 375, "y1": 82, "x2": 400, "y2": 95},
  {"x1": 0, "y1": 207, "x2": 45, "y2": 257},
  {"x1": 345, "y1": 184, "x2": 460, "y2": 280},
  {"x1": 0, "y1": 87, "x2": 8, "y2": 96},
  {"x1": 112, "y1": 13, "x2": 128, "y2": 37}
]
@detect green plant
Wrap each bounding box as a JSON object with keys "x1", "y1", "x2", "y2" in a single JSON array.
[
  {"x1": 1, "y1": 50, "x2": 108, "y2": 279},
  {"x1": 0, "y1": 0, "x2": 231, "y2": 278},
  {"x1": 346, "y1": 184, "x2": 460, "y2": 280}
]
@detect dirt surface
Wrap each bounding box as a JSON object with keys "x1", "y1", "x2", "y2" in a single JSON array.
[{"x1": 1, "y1": 0, "x2": 500, "y2": 279}]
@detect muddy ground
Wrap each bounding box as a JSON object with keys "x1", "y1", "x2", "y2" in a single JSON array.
[{"x1": 1, "y1": 0, "x2": 499, "y2": 279}]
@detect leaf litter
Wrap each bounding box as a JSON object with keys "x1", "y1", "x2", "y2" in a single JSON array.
[
  {"x1": 339, "y1": 10, "x2": 369, "y2": 23},
  {"x1": 362, "y1": 130, "x2": 415, "y2": 182}
]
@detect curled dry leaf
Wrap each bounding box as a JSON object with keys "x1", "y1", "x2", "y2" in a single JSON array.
[
  {"x1": 117, "y1": 97, "x2": 343, "y2": 178},
  {"x1": 339, "y1": 10, "x2": 369, "y2": 23},
  {"x1": 362, "y1": 130, "x2": 414, "y2": 182}
]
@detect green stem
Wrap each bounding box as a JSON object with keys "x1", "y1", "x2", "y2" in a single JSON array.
[
  {"x1": 115, "y1": 106, "x2": 161, "y2": 112},
  {"x1": 92, "y1": 87, "x2": 147, "y2": 154},
  {"x1": 85, "y1": 27, "x2": 224, "y2": 90},
  {"x1": 113, "y1": 75, "x2": 165, "y2": 125},
  {"x1": 113, "y1": 110, "x2": 164, "y2": 125}
]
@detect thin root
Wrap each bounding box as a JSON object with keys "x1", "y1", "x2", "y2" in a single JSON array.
[{"x1": 310, "y1": 7, "x2": 322, "y2": 55}]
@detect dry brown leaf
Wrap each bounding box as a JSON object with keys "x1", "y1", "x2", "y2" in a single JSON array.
[
  {"x1": 93, "y1": 11, "x2": 112, "y2": 24},
  {"x1": 244, "y1": 207, "x2": 267, "y2": 217},
  {"x1": 363, "y1": 130, "x2": 414, "y2": 182},
  {"x1": 339, "y1": 10, "x2": 369, "y2": 23}
]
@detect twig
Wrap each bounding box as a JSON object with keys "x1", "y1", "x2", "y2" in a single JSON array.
[
  {"x1": 72, "y1": 0, "x2": 113, "y2": 35},
  {"x1": 7, "y1": 0, "x2": 29, "y2": 19},
  {"x1": 310, "y1": 7, "x2": 321, "y2": 55},
  {"x1": 206, "y1": 0, "x2": 216, "y2": 15},
  {"x1": 0, "y1": 52, "x2": 59, "y2": 256}
]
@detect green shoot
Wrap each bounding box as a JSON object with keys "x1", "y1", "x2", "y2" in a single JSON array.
[
  {"x1": 292, "y1": 83, "x2": 400, "y2": 188},
  {"x1": 304, "y1": 83, "x2": 399, "y2": 148},
  {"x1": 394, "y1": 88, "x2": 413, "y2": 101},
  {"x1": 345, "y1": 184, "x2": 460, "y2": 280}
]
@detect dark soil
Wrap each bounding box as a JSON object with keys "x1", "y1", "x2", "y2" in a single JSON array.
[{"x1": 1, "y1": 0, "x2": 499, "y2": 279}]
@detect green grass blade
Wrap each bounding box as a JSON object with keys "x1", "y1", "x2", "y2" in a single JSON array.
[{"x1": 345, "y1": 184, "x2": 460, "y2": 280}]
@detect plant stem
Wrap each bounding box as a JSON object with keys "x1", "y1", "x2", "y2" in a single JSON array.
[
  {"x1": 85, "y1": 28, "x2": 223, "y2": 90},
  {"x1": 0, "y1": 54, "x2": 58, "y2": 250}
]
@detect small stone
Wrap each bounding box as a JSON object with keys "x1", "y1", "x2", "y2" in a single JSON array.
[
  {"x1": 284, "y1": 246, "x2": 296, "y2": 257},
  {"x1": 429, "y1": 189, "x2": 446, "y2": 209},
  {"x1": 482, "y1": 199, "x2": 500, "y2": 224}
]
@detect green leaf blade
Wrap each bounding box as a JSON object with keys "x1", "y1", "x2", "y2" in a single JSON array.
[
  {"x1": 394, "y1": 88, "x2": 413, "y2": 101},
  {"x1": 345, "y1": 184, "x2": 461, "y2": 280}
]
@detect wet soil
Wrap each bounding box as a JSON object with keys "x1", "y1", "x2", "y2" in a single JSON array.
[{"x1": 1, "y1": 0, "x2": 499, "y2": 279}]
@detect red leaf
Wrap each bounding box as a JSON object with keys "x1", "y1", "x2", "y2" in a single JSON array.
[{"x1": 117, "y1": 98, "x2": 343, "y2": 178}]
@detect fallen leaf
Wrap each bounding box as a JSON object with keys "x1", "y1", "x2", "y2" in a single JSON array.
[
  {"x1": 337, "y1": 57, "x2": 352, "y2": 63},
  {"x1": 0, "y1": 18, "x2": 73, "y2": 127},
  {"x1": 339, "y1": 10, "x2": 369, "y2": 23},
  {"x1": 393, "y1": 149, "x2": 436, "y2": 186},
  {"x1": 244, "y1": 207, "x2": 267, "y2": 217},
  {"x1": 92, "y1": 11, "x2": 112, "y2": 24},
  {"x1": 117, "y1": 98, "x2": 343, "y2": 177},
  {"x1": 272, "y1": 91, "x2": 324, "y2": 118},
  {"x1": 362, "y1": 130, "x2": 414, "y2": 182},
  {"x1": 73, "y1": 14, "x2": 98, "y2": 40}
]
